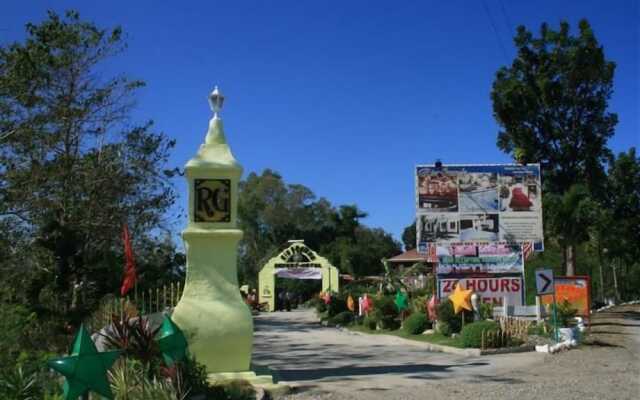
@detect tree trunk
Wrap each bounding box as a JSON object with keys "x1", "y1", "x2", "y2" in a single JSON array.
[
  {"x1": 565, "y1": 245, "x2": 576, "y2": 276},
  {"x1": 598, "y1": 253, "x2": 605, "y2": 303},
  {"x1": 612, "y1": 259, "x2": 620, "y2": 302}
]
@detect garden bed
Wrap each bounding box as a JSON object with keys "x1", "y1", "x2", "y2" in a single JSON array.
[{"x1": 345, "y1": 325, "x2": 538, "y2": 356}]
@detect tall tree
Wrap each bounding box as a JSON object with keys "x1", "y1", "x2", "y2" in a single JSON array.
[
  {"x1": 491, "y1": 20, "x2": 617, "y2": 274},
  {"x1": 238, "y1": 169, "x2": 401, "y2": 283},
  {"x1": 0, "y1": 11, "x2": 178, "y2": 316},
  {"x1": 544, "y1": 184, "x2": 597, "y2": 275},
  {"x1": 401, "y1": 220, "x2": 416, "y2": 251}
]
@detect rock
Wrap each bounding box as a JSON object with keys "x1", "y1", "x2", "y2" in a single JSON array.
[
  {"x1": 536, "y1": 344, "x2": 550, "y2": 353},
  {"x1": 254, "y1": 387, "x2": 267, "y2": 400},
  {"x1": 451, "y1": 333, "x2": 459, "y2": 339},
  {"x1": 422, "y1": 329, "x2": 435, "y2": 335}
]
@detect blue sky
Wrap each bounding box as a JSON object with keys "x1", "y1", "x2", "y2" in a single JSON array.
[{"x1": 2, "y1": 1, "x2": 638, "y2": 244}]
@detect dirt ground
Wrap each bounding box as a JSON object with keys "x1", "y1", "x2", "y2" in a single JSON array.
[{"x1": 253, "y1": 305, "x2": 640, "y2": 400}]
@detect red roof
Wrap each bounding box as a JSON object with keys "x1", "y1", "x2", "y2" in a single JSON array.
[{"x1": 388, "y1": 248, "x2": 432, "y2": 263}]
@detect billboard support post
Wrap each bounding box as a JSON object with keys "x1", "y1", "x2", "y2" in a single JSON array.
[{"x1": 551, "y1": 293, "x2": 559, "y2": 343}]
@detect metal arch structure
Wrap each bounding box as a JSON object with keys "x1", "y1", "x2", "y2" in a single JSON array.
[{"x1": 258, "y1": 240, "x2": 339, "y2": 312}]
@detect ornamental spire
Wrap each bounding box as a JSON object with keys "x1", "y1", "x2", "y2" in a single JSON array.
[{"x1": 204, "y1": 86, "x2": 227, "y2": 145}]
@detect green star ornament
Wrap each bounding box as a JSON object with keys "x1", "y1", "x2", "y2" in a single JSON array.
[
  {"x1": 156, "y1": 315, "x2": 188, "y2": 365},
  {"x1": 395, "y1": 291, "x2": 409, "y2": 312},
  {"x1": 47, "y1": 324, "x2": 120, "y2": 400}
]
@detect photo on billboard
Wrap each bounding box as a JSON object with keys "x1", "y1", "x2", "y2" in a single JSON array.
[
  {"x1": 416, "y1": 169, "x2": 459, "y2": 212},
  {"x1": 415, "y1": 163, "x2": 544, "y2": 251},
  {"x1": 499, "y1": 170, "x2": 541, "y2": 212},
  {"x1": 417, "y1": 213, "x2": 459, "y2": 243},
  {"x1": 459, "y1": 213, "x2": 499, "y2": 241},
  {"x1": 459, "y1": 172, "x2": 499, "y2": 212}
]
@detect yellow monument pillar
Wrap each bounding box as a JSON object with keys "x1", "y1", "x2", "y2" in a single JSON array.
[{"x1": 172, "y1": 87, "x2": 266, "y2": 383}]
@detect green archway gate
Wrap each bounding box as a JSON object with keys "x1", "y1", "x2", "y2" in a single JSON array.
[{"x1": 258, "y1": 240, "x2": 339, "y2": 312}]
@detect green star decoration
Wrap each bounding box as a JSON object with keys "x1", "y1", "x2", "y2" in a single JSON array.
[
  {"x1": 47, "y1": 324, "x2": 120, "y2": 400},
  {"x1": 395, "y1": 291, "x2": 409, "y2": 312},
  {"x1": 156, "y1": 315, "x2": 188, "y2": 365}
]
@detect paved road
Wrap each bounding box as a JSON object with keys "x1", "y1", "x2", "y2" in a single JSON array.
[
  {"x1": 252, "y1": 309, "x2": 542, "y2": 397},
  {"x1": 252, "y1": 307, "x2": 640, "y2": 400}
]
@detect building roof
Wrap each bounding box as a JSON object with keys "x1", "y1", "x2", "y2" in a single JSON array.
[{"x1": 387, "y1": 248, "x2": 431, "y2": 263}]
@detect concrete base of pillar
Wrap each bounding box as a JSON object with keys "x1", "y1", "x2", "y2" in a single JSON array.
[{"x1": 207, "y1": 367, "x2": 291, "y2": 396}]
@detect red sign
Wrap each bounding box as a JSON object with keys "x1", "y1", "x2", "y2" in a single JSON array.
[
  {"x1": 541, "y1": 276, "x2": 591, "y2": 319},
  {"x1": 438, "y1": 276, "x2": 524, "y2": 306}
]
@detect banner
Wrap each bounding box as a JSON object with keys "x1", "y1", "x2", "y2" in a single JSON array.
[
  {"x1": 274, "y1": 268, "x2": 322, "y2": 280},
  {"x1": 541, "y1": 276, "x2": 591, "y2": 319},
  {"x1": 416, "y1": 164, "x2": 543, "y2": 250},
  {"x1": 438, "y1": 276, "x2": 524, "y2": 306},
  {"x1": 436, "y1": 242, "x2": 523, "y2": 275}
]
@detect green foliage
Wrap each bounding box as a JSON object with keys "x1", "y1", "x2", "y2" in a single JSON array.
[
  {"x1": 0, "y1": 363, "x2": 64, "y2": 400},
  {"x1": 210, "y1": 380, "x2": 256, "y2": 400},
  {"x1": 478, "y1": 303, "x2": 494, "y2": 320},
  {"x1": 0, "y1": 10, "x2": 181, "y2": 333},
  {"x1": 101, "y1": 314, "x2": 161, "y2": 369},
  {"x1": 403, "y1": 312, "x2": 430, "y2": 335},
  {"x1": 544, "y1": 184, "x2": 598, "y2": 274},
  {"x1": 0, "y1": 304, "x2": 36, "y2": 370},
  {"x1": 238, "y1": 170, "x2": 401, "y2": 285},
  {"x1": 437, "y1": 321, "x2": 452, "y2": 337},
  {"x1": 109, "y1": 359, "x2": 187, "y2": 400},
  {"x1": 329, "y1": 311, "x2": 354, "y2": 326},
  {"x1": 0, "y1": 367, "x2": 38, "y2": 400},
  {"x1": 313, "y1": 298, "x2": 327, "y2": 313},
  {"x1": 461, "y1": 320, "x2": 499, "y2": 348},
  {"x1": 410, "y1": 295, "x2": 428, "y2": 314},
  {"x1": 362, "y1": 315, "x2": 377, "y2": 330},
  {"x1": 401, "y1": 220, "x2": 417, "y2": 251},
  {"x1": 326, "y1": 294, "x2": 348, "y2": 318},
  {"x1": 436, "y1": 300, "x2": 474, "y2": 334},
  {"x1": 527, "y1": 321, "x2": 550, "y2": 337},
  {"x1": 556, "y1": 300, "x2": 578, "y2": 327},
  {"x1": 492, "y1": 19, "x2": 616, "y2": 195},
  {"x1": 372, "y1": 295, "x2": 399, "y2": 330}
]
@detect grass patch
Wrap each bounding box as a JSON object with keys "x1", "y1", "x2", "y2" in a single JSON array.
[{"x1": 348, "y1": 325, "x2": 464, "y2": 348}]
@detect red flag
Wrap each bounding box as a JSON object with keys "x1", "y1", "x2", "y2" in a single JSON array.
[
  {"x1": 120, "y1": 224, "x2": 137, "y2": 296},
  {"x1": 427, "y1": 295, "x2": 438, "y2": 321},
  {"x1": 522, "y1": 241, "x2": 534, "y2": 262}
]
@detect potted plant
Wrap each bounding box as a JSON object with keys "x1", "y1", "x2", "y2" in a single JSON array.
[{"x1": 556, "y1": 300, "x2": 579, "y2": 343}]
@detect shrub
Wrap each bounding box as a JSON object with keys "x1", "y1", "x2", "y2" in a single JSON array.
[
  {"x1": 527, "y1": 321, "x2": 550, "y2": 337},
  {"x1": 436, "y1": 299, "x2": 474, "y2": 334},
  {"x1": 362, "y1": 315, "x2": 377, "y2": 330},
  {"x1": 411, "y1": 295, "x2": 428, "y2": 314},
  {"x1": 314, "y1": 299, "x2": 327, "y2": 313},
  {"x1": 461, "y1": 320, "x2": 499, "y2": 348},
  {"x1": 0, "y1": 366, "x2": 38, "y2": 400},
  {"x1": 372, "y1": 296, "x2": 399, "y2": 330},
  {"x1": 479, "y1": 302, "x2": 494, "y2": 320},
  {"x1": 437, "y1": 321, "x2": 452, "y2": 336},
  {"x1": 326, "y1": 295, "x2": 347, "y2": 318},
  {"x1": 211, "y1": 380, "x2": 255, "y2": 400},
  {"x1": 329, "y1": 311, "x2": 354, "y2": 326},
  {"x1": 557, "y1": 300, "x2": 578, "y2": 327},
  {"x1": 403, "y1": 312, "x2": 430, "y2": 335}
]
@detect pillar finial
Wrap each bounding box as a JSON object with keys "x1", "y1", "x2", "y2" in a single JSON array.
[{"x1": 208, "y1": 86, "x2": 224, "y2": 119}]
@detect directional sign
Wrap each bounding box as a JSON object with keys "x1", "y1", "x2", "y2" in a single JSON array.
[{"x1": 535, "y1": 268, "x2": 555, "y2": 295}]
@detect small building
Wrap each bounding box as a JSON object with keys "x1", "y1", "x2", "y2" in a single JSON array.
[{"x1": 387, "y1": 249, "x2": 435, "y2": 290}]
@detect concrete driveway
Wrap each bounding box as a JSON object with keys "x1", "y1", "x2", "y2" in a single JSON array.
[{"x1": 251, "y1": 309, "x2": 542, "y2": 397}]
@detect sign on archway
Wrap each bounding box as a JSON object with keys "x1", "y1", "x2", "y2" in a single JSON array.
[{"x1": 258, "y1": 240, "x2": 339, "y2": 311}]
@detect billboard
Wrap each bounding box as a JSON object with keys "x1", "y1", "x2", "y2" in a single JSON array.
[
  {"x1": 416, "y1": 164, "x2": 543, "y2": 250},
  {"x1": 541, "y1": 276, "x2": 591, "y2": 319},
  {"x1": 438, "y1": 276, "x2": 524, "y2": 306},
  {"x1": 436, "y1": 242, "x2": 524, "y2": 275}
]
